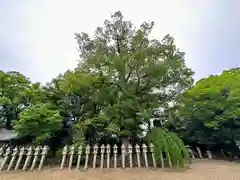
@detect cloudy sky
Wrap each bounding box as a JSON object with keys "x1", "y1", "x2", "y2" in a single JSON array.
[{"x1": 0, "y1": 0, "x2": 239, "y2": 83}]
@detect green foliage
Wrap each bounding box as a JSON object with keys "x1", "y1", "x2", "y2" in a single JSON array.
[
  {"x1": 146, "y1": 127, "x2": 189, "y2": 167},
  {"x1": 4, "y1": 11, "x2": 240, "y2": 163},
  {"x1": 0, "y1": 70, "x2": 48, "y2": 129},
  {"x1": 0, "y1": 12, "x2": 195, "y2": 166},
  {"x1": 178, "y1": 68, "x2": 240, "y2": 146},
  {"x1": 74, "y1": 11, "x2": 193, "y2": 138},
  {"x1": 0, "y1": 97, "x2": 11, "y2": 128},
  {"x1": 13, "y1": 103, "x2": 63, "y2": 144},
  {"x1": 72, "y1": 119, "x2": 94, "y2": 147}
]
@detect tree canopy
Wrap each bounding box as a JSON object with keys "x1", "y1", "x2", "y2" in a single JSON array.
[
  {"x1": 73, "y1": 11, "x2": 193, "y2": 141},
  {"x1": 176, "y1": 68, "x2": 240, "y2": 147},
  {"x1": 2, "y1": 11, "x2": 240, "y2": 157}
]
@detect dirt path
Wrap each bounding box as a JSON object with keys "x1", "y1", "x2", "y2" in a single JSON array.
[{"x1": 1, "y1": 160, "x2": 240, "y2": 180}]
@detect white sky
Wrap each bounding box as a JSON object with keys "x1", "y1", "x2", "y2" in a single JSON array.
[{"x1": 1, "y1": 0, "x2": 215, "y2": 83}]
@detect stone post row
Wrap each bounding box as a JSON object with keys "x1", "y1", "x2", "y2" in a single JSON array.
[
  {"x1": 58, "y1": 143, "x2": 159, "y2": 169},
  {"x1": 0, "y1": 145, "x2": 48, "y2": 171}
]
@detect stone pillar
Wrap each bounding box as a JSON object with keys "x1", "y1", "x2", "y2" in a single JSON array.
[
  {"x1": 100, "y1": 144, "x2": 105, "y2": 168},
  {"x1": 196, "y1": 147, "x2": 203, "y2": 159},
  {"x1": 121, "y1": 144, "x2": 126, "y2": 168},
  {"x1": 23, "y1": 146, "x2": 33, "y2": 170},
  {"x1": 186, "y1": 146, "x2": 195, "y2": 159},
  {"x1": 135, "y1": 144, "x2": 141, "y2": 168},
  {"x1": 166, "y1": 152, "x2": 172, "y2": 168},
  {"x1": 0, "y1": 147, "x2": 11, "y2": 171},
  {"x1": 190, "y1": 149, "x2": 195, "y2": 159},
  {"x1": 142, "y1": 144, "x2": 148, "y2": 168},
  {"x1": 60, "y1": 145, "x2": 68, "y2": 170},
  {"x1": 76, "y1": 145, "x2": 83, "y2": 170},
  {"x1": 113, "y1": 144, "x2": 118, "y2": 168},
  {"x1": 106, "y1": 144, "x2": 111, "y2": 169},
  {"x1": 7, "y1": 147, "x2": 18, "y2": 171},
  {"x1": 149, "y1": 143, "x2": 156, "y2": 168},
  {"x1": 206, "y1": 150, "x2": 212, "y2": 159},
  {"x1": 68, "y1": 145, "x2": 75, "y2": 170},
  {"x1": 0, "y1": 146, "x2": 4, "y2": 156},
  {"x1": 38, "y1": 146, "x2": 48, "y2": 170},
  {"x1": 128, "y1": 144, "x2": 133, "y2": 168},
  {"x1": 84, "y1": 145, "x2": 90, "y2": 170},
  {"x1": 160, "y1": 151, "x2": 164, "y2": 168},
  {"x1": 15, "y1": 147, "x2": 25, "y2": 170},
  {"x1": 92, "y1": 144, "x2": 98, "y2": 169},
  {"x1": 30, "y1": 146, "x2": 41, "y2": 171},
  {"x1": 221, "y1": 149, "x2": 227, "y2": 158}
]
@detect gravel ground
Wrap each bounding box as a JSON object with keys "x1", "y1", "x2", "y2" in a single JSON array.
[{"x1": 1, "y1": 160, "x2": 240, "y2": 180}]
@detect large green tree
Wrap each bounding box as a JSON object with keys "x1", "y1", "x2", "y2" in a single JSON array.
[
  {"x1": 74, "y1": 11, "x2": 194, "y2": 144},
  {"x1": 178, "y1": 68, "x2": 240, "y2": 147}
]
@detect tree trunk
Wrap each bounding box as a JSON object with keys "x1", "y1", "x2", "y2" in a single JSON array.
[{"x1": 121, "y1": 136, "x2": 129, "y2": 156}]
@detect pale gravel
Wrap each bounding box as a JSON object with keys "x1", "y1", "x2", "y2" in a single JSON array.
[{"x1": 1, "y1": 160, "x2": 240, "y2": 180}]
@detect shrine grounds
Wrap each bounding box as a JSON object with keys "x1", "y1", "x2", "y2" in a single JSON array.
[{"x1": 1, "y1": 160, "x2": 240, "y2": 180}]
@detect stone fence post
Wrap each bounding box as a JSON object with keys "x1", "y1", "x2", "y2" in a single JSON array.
[{"x1": 30, "y1": 146, "x2": 41, "y2": 171}]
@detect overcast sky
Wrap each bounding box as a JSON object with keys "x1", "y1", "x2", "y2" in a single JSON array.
[{"x1": 0, "y1": 0, "x2": 240, "y2": 83}]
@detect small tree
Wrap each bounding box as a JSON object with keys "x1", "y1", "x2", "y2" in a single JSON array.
[
  {"x1": 13, "y1": 103, "x2": 63, "y2": 144},
  {"x1": 146, "y1": 127, "x2": 189, "y2": 167}
]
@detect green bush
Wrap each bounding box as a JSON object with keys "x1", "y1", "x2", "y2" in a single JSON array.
[
  {"x1": 146, "y1": 127, "x2": 189, "y2": 168},
  {"x1": 13, "y1": 103, "x2": 62, "y2": 144}
]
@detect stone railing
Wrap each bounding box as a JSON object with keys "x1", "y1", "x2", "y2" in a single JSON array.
[
  {"x1": 0, "y1": 145, "x2": 49, "y2": 172},
  {"x1": 0, "y1": 144, "x2": 213, "y2": 172},
  {"x1": 60, "y1": 143, "x2": 156, "y2": 170},
  {"x1": 59, "y1": 144, "x2": 213, "y2": 170},
  {"x1": 187, "y1": 146, "x2": 213, "y2": 160}
]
